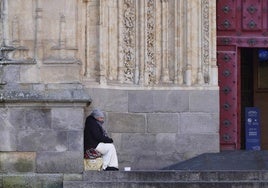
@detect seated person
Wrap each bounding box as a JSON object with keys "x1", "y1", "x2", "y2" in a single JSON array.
[{"x1": 84, "y1": 109, "x2": 119, "y2": 171}]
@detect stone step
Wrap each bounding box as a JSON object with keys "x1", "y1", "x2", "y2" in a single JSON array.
[
  {"x1": 63, "y1": 170, "x2": 268, "y2": 188},
  {"x1": 63, "y1": 181, "x2": 268, "y2": 188},
  {"x1": 82, "y1": 170, "x2": 268, "y2": 182}
]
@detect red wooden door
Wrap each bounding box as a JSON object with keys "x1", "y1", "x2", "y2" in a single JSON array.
[
  {"x1": 217, "y1": 46, "x2": 239, "y2": 150},
  {"x1": 217, "y1": 0, "x2": 268, "y2": 150}
]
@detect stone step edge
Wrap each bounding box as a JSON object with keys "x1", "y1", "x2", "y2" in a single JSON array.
[
  {"x1": 83, "y1": 170, "x2": 268, "y2": 174},
  {"x1": 64, "y1": 180, "x2": 268, "y2": 183},
  {"x1": 82, "y1": 170, "x2": 268, "y2": 181}
]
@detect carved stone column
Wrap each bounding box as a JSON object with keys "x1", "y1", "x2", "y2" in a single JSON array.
[
  {"x1": 106, "y1": 0, "x2": 118, "y2": 83},
  {"x1": 160, "y1": 0, "x2": 170, "y2": 83},
  {"x1": 184, "y1": 0, "x2": 192, "y2": 86},
  {"x1": 174, "y1": 0, "x2": 183, "y2": 85},
  {"x1": 209, "y1": 0, "x2": 218, "y2": 86},
  {"x1": 84, "y1": 0, "x2": 100, "y2": 82},
  {"x1": 99, "y1": 0, "x2": 107, "y2": 85},
  {"x1": 197, "y1": 0, "x2": 205, "y2": 85}
]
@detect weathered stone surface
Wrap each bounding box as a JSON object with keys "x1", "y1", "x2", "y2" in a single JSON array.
[
  {"x1": 36, "y1": 151, "x2": 83, "y2": 173},
  {"x1": 128, "y1": 90, "x2": 189, "y2": 113},
  {"x1": 115, "y1": 131, "x2": 219, "y2": 169},
  {"x1": 36, "y1": 174, "x2": 63, "y2": 188},
  {"x1": 152, "y1": 91, "x2": 189, "y2": 112},
  {"x1": 1, "y1": 173, "x2": 63, "y2": 188},
  {"x1": 147, "y1": 113, "x2": 179, "y2": 133},
  {"x1": 0, "y1": 89, "x2": 91, "y2": 103},
  {"x1": 8, "y1": 109, "x2": 28, "y2": 130},
  {"x1": 20, "y1": 66, "x2": 41, "y2": 84},
  {"x1": 120, "y1": 134, "x2": 157, "y2": 155},
  {"x1": 107, "y1": 112, "x2": 146, "y2": 133},
  {"x1": 2, "y1": 66, "x2": 20, "y2": 84},
  {"x1": 25, "y1": 109, "x2": 51, "y2": 129},
  {"x1": 180, "y1": 113, "x2": 219, "y2": 134},
  {"x1": 3, "y1": 175, "x2": 36, "y2": 188},
  {"x1": 155, "y1": 133, "x2": 178, "y2": 153},
  {"x1": 128, "y1": 91, "x2": 154, "y2": 113},
  {"x1": 0, "y1": 131, "x2": 17, "y2": 151},
  {"x1": 189, "y1": 90, "x2": 219, "y2": 113},
  {"x1": 52, "y1": 108, "x2": 84, "y2": 130},
  {"x1": 68, "y1": 131, "x2": 83, "y2": 151},
  {"x1": 0, "y1": 152, "x2": 36, "y2": 173},
  {"x1": 17, "y1": 131, "x2": 68, "y2": 152},
  {"x1": 8, "y1": 108, "x2": 51, "y2": 130},
  {"x1": 63, "y1": 174, "x2": 82, "y2": 181},
  {"x1": 40, "y1": 65, "x2": 80, "y2": 83},
  {"x1": 175, "y1": 134, "x2": 219, "y2": 155},
  {"x1": 87, "y1": 88, "x2": 128, "y2": 112}
]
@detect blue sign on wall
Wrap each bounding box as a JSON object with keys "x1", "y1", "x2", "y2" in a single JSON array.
[{"x1": 245, "y1": 107, "x2": 261, "y2": 150}]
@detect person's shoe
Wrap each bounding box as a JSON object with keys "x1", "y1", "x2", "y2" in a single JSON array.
[{"x1": 104, "y1": 166, "x2": 119, "y2": 171}]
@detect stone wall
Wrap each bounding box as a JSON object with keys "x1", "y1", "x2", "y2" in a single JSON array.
[
  {"x1": 0, "y1": 0, "x2": 219, "y2": 178},
  {"x1": 87, "y1": 88, "x2": 219, "y2": 169}
]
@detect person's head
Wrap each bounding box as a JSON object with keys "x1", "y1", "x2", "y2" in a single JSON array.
[{"x1": 91, "y1": 109, "x2": 105, "y2": 123}]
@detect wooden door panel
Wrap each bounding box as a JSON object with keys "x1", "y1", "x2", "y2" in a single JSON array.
[
  {"x1": 217, "y1": 0, "x2": 237, "y2": 31},
  {"x1": 242, "y1": 0, "x2": 263, "y2": 31},
  {"x1": 218, "y1": 49, "x2": 239, "y2": 149},
  {"x1": 254, "y1": 92, "x2": 268, "y2": 149}
]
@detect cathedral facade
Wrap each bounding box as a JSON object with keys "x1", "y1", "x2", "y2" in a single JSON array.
[{"x1": 0, "y1": 0, "x2": 218, "y2": 173}]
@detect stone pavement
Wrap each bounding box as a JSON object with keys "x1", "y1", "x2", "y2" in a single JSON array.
[{"x1": 163, "y1": 150, "x2": 268, "y2": 170}]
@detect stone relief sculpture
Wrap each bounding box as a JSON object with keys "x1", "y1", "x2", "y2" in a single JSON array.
[
  {"x1": 0, "y1": 0, "x2": 34, "y2": 64},
  {"x1": 48, "y1": 14, "x2": 80, "y2": 64},
  {"x1": 80, "y1": 0, "x2": 215, "y2": 87},
  {"x1": 0, "y1": 0, "x2": 216, "y2": 87},
  {"x1": 42, "y1": 0, "x2": 79, "y2": 64}
]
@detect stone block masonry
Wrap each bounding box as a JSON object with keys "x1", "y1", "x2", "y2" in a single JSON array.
[
  {"x1": 0, "y1": 87, "x2": 91, "y2": 174},
  {"x1": 88, "y1": 88, "x2": 220, "y2": 170}
]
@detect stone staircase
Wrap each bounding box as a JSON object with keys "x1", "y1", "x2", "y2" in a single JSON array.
[
  {"x1": 63, "y1": 170, "x2": 268, "y2": 188},
  {"x1": 64, "y1": 151, "x2": 268, "y2": 187}
]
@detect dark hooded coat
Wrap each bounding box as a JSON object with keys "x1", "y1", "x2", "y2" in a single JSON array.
[{"x1": 84, "y1": 115, "x2": 113, "y2": 152}]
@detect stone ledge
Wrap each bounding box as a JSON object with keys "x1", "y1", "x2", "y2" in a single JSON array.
[
  {"x1": 0, "y1": 173, "x2": 63, "y2": 188},
  {"x1": 0, "y1": 89, "x2": 91, "y2": 103}
]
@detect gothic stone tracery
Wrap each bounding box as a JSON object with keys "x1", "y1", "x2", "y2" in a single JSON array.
[{"x1": 83, "y1": 0, "x2": 216, "y2": 87}]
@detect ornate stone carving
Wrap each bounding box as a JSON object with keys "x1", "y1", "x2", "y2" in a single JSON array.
[
  {"x1": 146, "y1": 0, "x2": 156, "y2": 85},
  {"x1": 120, "y1": 0, "x2": 136, "y2": 83},
  {"x1": 202, "y1": 0, "x2": 210, "y2": 83}
]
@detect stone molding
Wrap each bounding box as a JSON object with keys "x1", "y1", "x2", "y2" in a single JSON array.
[{"x1": 0, "y1": 89, "x2": 91, "y2": 104}]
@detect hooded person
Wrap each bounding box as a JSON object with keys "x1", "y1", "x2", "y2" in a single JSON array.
[{"x1": 84, "y1": 109, "x2": 119, "y2": 171}]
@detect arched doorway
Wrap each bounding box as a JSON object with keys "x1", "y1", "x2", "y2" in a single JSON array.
[{"x1": 217, "y1": 0, "x2": 268, "y2": 150}]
